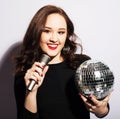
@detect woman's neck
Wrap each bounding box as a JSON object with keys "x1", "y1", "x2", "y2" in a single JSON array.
[{"x1": 48, "y1": 55, "x2": 64, "y2": 64}]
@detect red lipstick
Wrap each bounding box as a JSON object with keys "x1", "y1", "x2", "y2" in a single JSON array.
[{"x1": 47, "y1": 44, "x2": 58, "y2": 50}]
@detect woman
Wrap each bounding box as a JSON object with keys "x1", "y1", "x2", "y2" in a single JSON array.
[{"x1": 14, "y1": 5, "x2": 110, "y2": 119}]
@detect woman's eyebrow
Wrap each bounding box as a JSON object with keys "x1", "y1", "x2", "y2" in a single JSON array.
[{"x1": 44, "y1": 26, "x2": 66, "y2": 30}]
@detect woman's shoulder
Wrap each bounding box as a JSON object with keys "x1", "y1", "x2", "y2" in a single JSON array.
[
  {"x1": 75, "y1": 54, "x2": 91, "y2": 63},
  {"x1": 70, "y1": 54, "x2": 91, "y2": 69}
]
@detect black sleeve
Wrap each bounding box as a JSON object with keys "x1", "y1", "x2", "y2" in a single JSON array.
[
  {"x1": 22, "y1": 108, "x2": 39, "y2": 119},
  {"x1": 74, "y1": 54, "x2": 91, "y2": 69},
  {"x1": 14, "y1": 73, "x2": 40, "y2": 119}
]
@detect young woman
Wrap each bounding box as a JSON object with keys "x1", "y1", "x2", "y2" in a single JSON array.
[{"x1": 14, "y1": 5, "x2": 110, "y2": 119}]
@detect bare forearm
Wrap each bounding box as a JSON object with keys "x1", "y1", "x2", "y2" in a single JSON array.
[{"x1": 24, "y1": 91, "x2": 37, "y2": 113}]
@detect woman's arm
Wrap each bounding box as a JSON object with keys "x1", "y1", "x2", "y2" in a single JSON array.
[
  {"x1": 14, "y1": 63, "x2": 49, "y2": 119},
  {"x1": 24, "y1": 90, "x2": 38, "y2": 113},
  {"x1": 79, "y1": 93, "x2": 111, "y2": 118}
]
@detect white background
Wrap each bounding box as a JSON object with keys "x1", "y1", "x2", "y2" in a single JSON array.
[{"x1": 0, "y1": 0, "x2": 120, "y2": 119}]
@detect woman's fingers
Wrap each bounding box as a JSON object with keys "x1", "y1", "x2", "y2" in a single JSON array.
[
  {"x1": 79, "y1": 93, "x2": 110, "y2": 114},
  {"x1": 24, "y1": 62, "x2": 49, "y2": 89}
]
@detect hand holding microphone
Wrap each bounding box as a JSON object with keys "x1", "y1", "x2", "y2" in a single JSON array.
[{"x1": 26, "y1": 54, "x2": 51, "y2": 91}]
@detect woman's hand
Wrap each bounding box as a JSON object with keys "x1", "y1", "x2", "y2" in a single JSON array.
[
  {"x1": 79, "y1": 93, "x2": 111, "y2": 118},
  {"x1": 24, "y1": 62, "x2": 49, "y2": 92}
]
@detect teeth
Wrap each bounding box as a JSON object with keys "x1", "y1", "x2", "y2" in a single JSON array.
[{"x1": 48, "y1": 44, "x2": 57, "y2": 47}]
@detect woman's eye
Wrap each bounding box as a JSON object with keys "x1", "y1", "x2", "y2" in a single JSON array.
[
  {"x1": 58, "y1": 31, "x2": 65, "y2": 35},
  {"x1": 42, "y1": 29, "x2": 50, "y2": 33}
]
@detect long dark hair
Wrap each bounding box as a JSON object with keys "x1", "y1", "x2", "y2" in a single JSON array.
[{"x1": 15, "y1": 5, "x2": 89, "y2": 74}]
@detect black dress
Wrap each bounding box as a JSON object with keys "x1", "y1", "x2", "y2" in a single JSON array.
[{"x1": 14, "y1": 56, "x2": 91, "y2": 119}]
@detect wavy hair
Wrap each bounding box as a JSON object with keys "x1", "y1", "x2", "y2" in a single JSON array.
[{"x1": 15, "y1": 5, "x2": 84, "y2": 74}]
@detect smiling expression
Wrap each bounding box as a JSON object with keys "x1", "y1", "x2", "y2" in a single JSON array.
[{"x1": 40, "y1": 13, "x2": 67, "y2": 61}]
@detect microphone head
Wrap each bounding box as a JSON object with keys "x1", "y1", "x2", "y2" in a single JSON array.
[{"x1": 39, "y1": 54, "x2": 51, "y2": 65}]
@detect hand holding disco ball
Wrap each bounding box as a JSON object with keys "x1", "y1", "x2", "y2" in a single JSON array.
[{"x1": 75, "y1": 59, "x2": 114, "y2": 100}]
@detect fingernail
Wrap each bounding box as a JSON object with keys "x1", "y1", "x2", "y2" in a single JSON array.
[{"x1": 41, "y1": 74, "x2": 43, "y2": 77}]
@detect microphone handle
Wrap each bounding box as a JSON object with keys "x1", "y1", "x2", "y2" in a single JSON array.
[{"x1": 27, "y1": 54, "x2": 51, "y2": 91}]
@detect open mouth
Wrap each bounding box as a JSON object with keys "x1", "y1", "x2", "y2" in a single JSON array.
[{"x1": 47, "y1": 44, "x2": 58, "y2": 50}]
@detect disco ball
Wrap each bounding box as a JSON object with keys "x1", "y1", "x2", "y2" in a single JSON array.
[{"x1": 75, "y1": 59, "x2": 114, "y2": 100}]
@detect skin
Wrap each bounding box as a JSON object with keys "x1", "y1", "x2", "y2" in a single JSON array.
[
  {"x1": 80, "y1": 93, "x2": 110, "y2": 117},
  {"x1": 24, "y1": 13, "x2": 110, "y2": 117},
  {"x1": 40, "y1": 13, "x2": 67, "y2": 64}
]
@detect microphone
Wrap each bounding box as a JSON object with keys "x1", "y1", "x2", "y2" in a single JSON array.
[{"x1": 27, "y1": 54, "x2": 51, "y2": 91}]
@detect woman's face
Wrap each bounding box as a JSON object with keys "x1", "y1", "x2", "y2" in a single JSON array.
[{"x1": 40, "y1": 13, "x2": 67, "y2": 60}]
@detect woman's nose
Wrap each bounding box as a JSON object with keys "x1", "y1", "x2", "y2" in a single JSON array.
[{"x1": 50, "y1": 32, "x2": 58, "y2": 42}]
